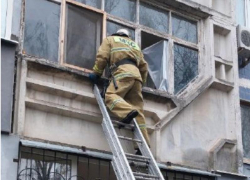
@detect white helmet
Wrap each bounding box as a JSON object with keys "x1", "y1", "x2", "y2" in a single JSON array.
[{"x1": 116, "y1": 29, "x2": 130, "y2": 38}]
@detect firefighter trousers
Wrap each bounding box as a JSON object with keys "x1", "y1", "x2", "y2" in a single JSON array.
[{"x1": 105, "y1": 77, "x2": 150, "y2": 147}]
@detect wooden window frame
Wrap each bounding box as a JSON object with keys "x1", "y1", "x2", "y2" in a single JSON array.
[{"x1": 59, "y1": 0, "x2": 107, "y2": 73}]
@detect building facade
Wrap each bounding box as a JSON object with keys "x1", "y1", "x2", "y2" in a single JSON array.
[{"x1": 1, "y1": 0, "x2": 250, "y2": 179}]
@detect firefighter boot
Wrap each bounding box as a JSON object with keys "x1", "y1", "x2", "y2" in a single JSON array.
[{"x1": 119, "y1": 110, "x2": 138, "y2": 128}]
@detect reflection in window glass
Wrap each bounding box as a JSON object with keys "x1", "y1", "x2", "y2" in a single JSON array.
[
  {"x1": 140, "y1": 2, "x2": 168, "y2": 33},
  {"x1": 239, "y1": 87, "x2": 250, "y2": 102},
  {"x1": 107, "y1": 21, "x2": 135, "y2": 40},
  {"x1": 75, "y1": 0, "x2": 101, "y2": 9},
  {"x1": 1, "y1": 0, "x2": 7, "y2": 37},
  {"x1": 174, "y1": 44, "x2": 198, "y2": 93},
  {"x1": 239, "y1": 58, "x2": 250, "y2": 79},
  {"x1": 65, "y1": 4, "x2": 103, "y2": 69},
  {"x1": 241, "y1": 104, "x2": 250, "y2": 159},
  {"x1": 236, "y1": 0, "x2": 246, "y2": 26},
  {"x1": 24, "y1": 0, "x2": 60, "y2": 62},
  {"x1": 105, "y1": 0, "x2": 136, "y2": 22},
  {"x1": 18, "y1": 147, "x2": 71, "y2": 180},
  {"x1": 172, "y1": 15, "x2": 197, "y2": 43},
  {"x1": 18, "y1": 147, "x2": 117, "y2": 180}
]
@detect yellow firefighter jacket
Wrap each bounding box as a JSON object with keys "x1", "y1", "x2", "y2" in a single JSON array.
[{"x1": 93, "y1": 36, "x2": 148, "y2": 83}]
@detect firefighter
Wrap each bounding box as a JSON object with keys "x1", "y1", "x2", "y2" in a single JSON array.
[{"x1": 89, "y1": 29, "x2": 150, "y2": 150}]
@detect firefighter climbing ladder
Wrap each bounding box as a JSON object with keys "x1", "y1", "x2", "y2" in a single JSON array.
[{"x1": 94, "y1": 85, "x2": 164, "y2": 180}]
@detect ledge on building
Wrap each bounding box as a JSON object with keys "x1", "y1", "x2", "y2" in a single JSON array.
[
  {"x1": 1, "y1": 37, "x2": 19, "y2": 45},
  {"x1": 158, "y1": 163, "x2": 221, "y2": 177},
  {"x1": 24, "y1": 57, "x2": 176, "y2": 106},
  {"x1": 212, "y1": 170, "x2": 248, "y2": 178}
]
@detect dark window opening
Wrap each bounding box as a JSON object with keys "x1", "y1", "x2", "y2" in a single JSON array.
[
  {"x1": 141, "y1": 31, "x2": 166, "y2": 89},
  {"x1": 65, "y1": 3, "x2": 103, "y2": 70},
  {"x1": 241, "y1": 103, "x2": 250, "y2": 159},
  {"x1": 161, "y1": 169, "x2": 215, "y2": 180}
]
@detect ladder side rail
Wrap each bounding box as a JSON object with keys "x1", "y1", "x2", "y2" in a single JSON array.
[
  {"x1": 94, "y1": 85, "x2": 135, "y2": 180},
  {"x1": 102, "y1": 119, "x2": 124, "y2": 180},
  {"x1": 133, "y1": 119, "x2": 165, "y2": 180}
]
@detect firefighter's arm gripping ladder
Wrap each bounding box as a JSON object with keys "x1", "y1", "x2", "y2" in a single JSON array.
[{"x1": 93, "y1": 85, "x2": 164, "y2": 180}]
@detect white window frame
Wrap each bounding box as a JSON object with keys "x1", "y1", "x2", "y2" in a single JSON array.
[
  {"x1": 1, "y1": 0, "x2": 14, "y2": 40},
  {"x1": 247, "y1": 0, "x2": 250, "y2": 28}
]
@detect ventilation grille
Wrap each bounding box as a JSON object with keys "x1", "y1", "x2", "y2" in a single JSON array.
[{"x1": 241, "y1": 30, "x2": 250, "y2": 47}]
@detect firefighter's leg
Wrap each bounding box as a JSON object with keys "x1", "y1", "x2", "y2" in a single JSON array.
[
  {"x1": 105, "y1": 78, "x2": 136, "y2": 120},
  {"x1": 125, "y1": 80, "x2": 150, "y2": 147}
]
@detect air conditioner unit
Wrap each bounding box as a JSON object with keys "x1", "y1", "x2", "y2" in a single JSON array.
[{"x1": 237, "y1": 25, "x2": 250, "y2": 58}]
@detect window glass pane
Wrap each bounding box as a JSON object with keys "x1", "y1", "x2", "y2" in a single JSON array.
[
  {"x1": 241, "y1": 104, "x2": 250, "y2": 159},
  {"x1": 172, "y1": 15, "x2": 197, "y2": 43},
  {"x1": 236, "y1": 0, "x2": 246, "y2": 26},
  {"x1": 140, "y1": 2, "x2": 168, "y2": 34},
  {"x1": 240, "y1": 87, "x2": 250, "y2": 102},
  {"x1": 174, "y1": 44, "x2": 198, "y2": 93},
  {"x1": 74, "y1": 0, "x2": 101, "y2": 9},
  {"x1": 107, "y1": 21, "x2": 135, "y2": 40},
  {"x1": 24, "y1": 0, "x2": 60, "y2": 62},
  {"x1": 105, "y1": 0, "x2": 136, "y2": 22},
  {"x1": 1, "y1": 0, "x2": 7, "y2": 37},
  {"x1": 239, "y1": 57, "x2": 250, "y2": 79},
  {"x1": 65, "y1": 4, "x2": 103, "y2": 69},
  {"x1": 18, "y1": 149, "x2": 71, "y2": 180}
]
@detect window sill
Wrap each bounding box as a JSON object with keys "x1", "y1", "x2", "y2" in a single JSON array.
[
  {"x1": 1, "y1": 37, "x2": 19, "y2": 45},
  {"x1": 23, "y1": 56, "x2": 175, "y2": 104}
]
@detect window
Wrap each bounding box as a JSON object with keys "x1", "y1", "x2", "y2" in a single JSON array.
[
  {"x1": 236, "y1": 0, "x2": 250, "y2": 28},
  {"x1": 174, "y1": 44, "x2": 198, "y2": 93},
  {"x1": 21, "y1": 0, "x2": 200, "y2": 94},
  {"x1": 17, "y1": 146, "x2": 117, "y2": 180},
  {"x1": 105, "y1": 0, "x2": 136, "y2": 22},
  {"x1": 139, "y1": 4, "x2": 198, "y2": 94},
  {"x1": 172, "y1": 14, "x2": 197, "y2": 43},
  {"x1": 241, "y1": 103, "x2": 250, "y2": 159},
  {"x1": 1, "y1": 0, "x2": 8, "y2": 37},
  {"x1": 1, "y1": 0, "x2": 14, "y2": 39},
  {"x1": 140, "y1": 2, "x2": 169, "y2": 34},
  {"x1": 74, "y1": 0, "x2": 102, "y2": 9},
  {"x1": 65, "y1": 3, "x2": 103, "y2": 69},
  {"x1": 161, "y1": 169, "x2": 215, "y2": 180},
  {"x1": 107, "y1": 21, "x2": 135, "y2": 40},
  {"x1": 239, "y1": 59, "x2": 250, "y2": 80},
  {"x1": 24, "y1": 0, "x2": 60, "y2": 62}
]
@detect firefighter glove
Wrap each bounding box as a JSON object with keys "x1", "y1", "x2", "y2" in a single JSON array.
[{"x1": 89, "y1": 73, "x2": 100, "y2": 84}]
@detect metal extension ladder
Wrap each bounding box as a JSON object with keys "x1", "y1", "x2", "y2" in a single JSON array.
[{"x1": 94, "y1": 85, "x2": 164, "y2": 180}]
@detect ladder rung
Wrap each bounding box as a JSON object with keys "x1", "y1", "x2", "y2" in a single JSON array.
[
  {"x1": 129, "y1": 161, "x2": 148, "y2": 168},
  {"x1": 135, "y1": 176, "x2": 159, "y2": 180},
  {"x1": 112, "y1": 120, "x2": 134, "y2": 129},
  {"x1": 125, "y1": 153, "x2": 150, "y2": 160},
  {"x1": 118, "y1": 136, "x2": 142, "y2": 143},
  {"x1": 134, "y1": 172, "x2": 159, "y2": 179}
]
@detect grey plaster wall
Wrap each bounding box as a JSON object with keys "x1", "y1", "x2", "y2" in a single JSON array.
[
  {"x1": 1, "y1": 40, "x2": 16, "y2": 133},
  {"x1": 160, "y1": 88, "x2": 235, "y2": 171},
  {"x1": 1, "y1": 134, "x2": 20, "y2": 180}
]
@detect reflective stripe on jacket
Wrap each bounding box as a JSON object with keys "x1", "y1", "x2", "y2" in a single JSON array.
[{"x1": 92, "y1": 36, "x2": 148, "y2": 83}]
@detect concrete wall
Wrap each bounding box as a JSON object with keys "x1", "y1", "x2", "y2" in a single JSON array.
[
  {"x1": 1, "y1": 134, "x2": 19, "y2": 180},
  {"x1": 160, "y1": 88, "x2": 238, "y2": 171}
]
